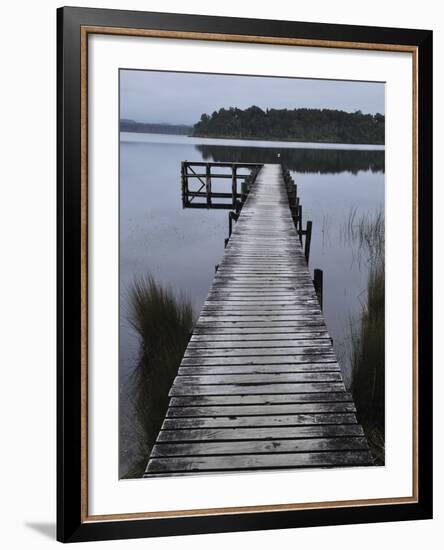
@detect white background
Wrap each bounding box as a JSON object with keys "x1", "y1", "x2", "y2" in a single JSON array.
[{"x1": 0, "y1": 0, "x2": 441, "y2": 547}]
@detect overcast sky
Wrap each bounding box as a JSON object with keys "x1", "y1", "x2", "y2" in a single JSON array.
[{"x1": 120, "y1": 70, "x2": 385, "y2": 124}]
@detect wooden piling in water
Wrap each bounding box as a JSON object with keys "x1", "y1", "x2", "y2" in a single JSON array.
[
  {"x1": 314, "y1": 268, "x2": 323, "y2": 310},
  {"x1": 305, "y1": 220, "x2": 313, "y2": 264}
]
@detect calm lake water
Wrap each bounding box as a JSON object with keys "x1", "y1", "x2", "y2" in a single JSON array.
[{"x1": 119, "y1": 132, "x2": 385, "y2": 476}]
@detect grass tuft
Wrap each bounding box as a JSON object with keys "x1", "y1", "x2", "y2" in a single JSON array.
[
  {"x1": 346, "y1": 210, "x2": 385, "y2": 464},
  {"x1": 122, "y1": 275, "x2": 194, "y2": 478}
]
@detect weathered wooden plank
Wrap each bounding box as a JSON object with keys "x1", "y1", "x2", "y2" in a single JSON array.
[
  {"x1": 221, "y1": 249, "x2": 301, "y2": 252},
  {"x1": 181, "y1": 355, "x2": 337, "y2": 366},
  {"x1": 190, "y1": 330, "x2": 330, "y2": 343},
  {"x1": 208, "y1": 288, "x2": 317, "y2": 294},
  {"x1": 218, "y1": 259, "x2": 306, "y2": 263},
  {"x1": 212, "y1": 282, "x2": 315, "y2": 288},
  {"x1": 198, "y1": 318, "x2": 324, "y2": 326},
  {"x1": 216, "y1": 271, "x2": 311, "y2": 276},
  {"x1": 200, "y1": 310, "x2": 323, "y2": 317},
  {"x1": 201, "y1": 298, "x2": 320, "y2": 310},
  {"x1": 214, "y1": 276, "x2": 313, "y2": 282},
  {"x1": 175, "y1": 372, "x2": 342, "y2": 385},
  {"x1": 184, "y1": 347, "x2": 333, "y2": 358},
  {"x1": 199, "y1": 313, "x2": 324, "y2": 320},
  {"x1": 169, "y1": 392, "x2": 354, "y2": 407},
  {"x1": 187, "y1": 339, "x2": 331, "y2": 349},
  {"x1": 150, "y1": 436, "x2": 367, "y2": 457},
  {"x1": 223, "y1": 251, "x2": 301, "y2": 255},
  {"x1": 162, "y1": 413, "x2": 357, "y2": 430},
  {"x1": 178, "y1": 364, "x2": 340, "y2": 375},
  {"x1": 198, "y1": 316, "x2": 322, "y2": 324},
  {"x1": 221, "y1": 255, "x2": 302, "y2": 259},
  {"x1": 212, "y1": 276, "x2": 310, "y2": 281},
  {"x1": 197, "y1": 313, "x2": 323, "y2": 320},
  {"x1": 192, "y1": 326, "x2": 329, "y2": 335},
  {"x1": 210, "y1": 288, "x2": 315, "y2": 294},
  {"x1": 205, "y1": 300, "x2": 318, "y2": 305},
  {"x1": 214, "y1": 271, "x2": 310, "y2": 284},
  {"x1": 204, "y1": 302, "x2": 318, "y2": 307},
  {"x1": 219, "y1": 267, "x2": 307, "y2": 272},
  {"x1": 189, "y1": 333, "x2": 333, "y2": 353},
  {"x1": 212, "y1": 288, "x2": 313, "y2": 295},
  {"x1": 222, "y1": 248, "x2": 303, "y2": 252},
  {"x1": 209, "y1": 284, "x2": 313, "y2": 288},
  {"x1": 209, "y1": 284, "x2": 315, "y2": 289},
  {"x1": 208, "y1": 286, "x2": 315, "y2": 292},
  {"x1": 194, "y1": 321, "x2": 327, "y2": 329},
  {"x1": 216, "y1": 270, "x2": 310, "y2": 275},
  {"x1": 219, "y1": 266, "x2": 306, "y2": 270},
  {"x1": 190, "y1": 331, "x2": 330, "y2": 341},
  {"x1": 145, "y1": 451, "x2": 372, "y2": 473},
  {"x1": 219, "y1": 264, "x2": 306, "y2": 268},
  {"x1": 205, "y1": 301, "x2": 318, "y2": 308},
  {"x1": 169, "y1": 382, "x2": 346, "y2": 396},
  {"x1": 221, "y1": 247, "x2": 302, "y2": 251},
  {"x1": 156, "y1": 424, "x2": 365, "y2": 442},
  {"x1": 223, "y1": 244, "x2": 302, "y2": 247},
  {"x1": 166, "y1": 402, "x2": 356, "y2": 417},
  {"x1": 206, "y1": 293, "x2": 318, "y2": 299}
]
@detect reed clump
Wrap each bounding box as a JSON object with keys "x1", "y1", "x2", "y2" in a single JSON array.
[
  {"x1": 123, "y1": 275, "x2": 194, "y2": 478},
  {"x1": 346, "y1": 210, "x2": 385, "y2": 464}
]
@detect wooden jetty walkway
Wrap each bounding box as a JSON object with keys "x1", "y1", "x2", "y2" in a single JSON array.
[{"x1": 144, "y1": 164, "x2": 373, "y2": 476}]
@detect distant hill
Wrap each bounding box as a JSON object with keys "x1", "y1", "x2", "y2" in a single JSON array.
[
  {"x1": 192, "y1": 106, "x2": 385, "y2": 145},
  {"x1": 120, "y1": 119, "x2": 192, "y2": 135}
]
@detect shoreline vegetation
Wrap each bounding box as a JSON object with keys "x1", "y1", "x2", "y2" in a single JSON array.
[
  {"x1": 123, "y1": 276, "x2": 194, "y2": 478},
  {"x1": 120, "y1": 106, "x2": 385, "y2": 145},
  {"x1": 344, "y1": 210, "x2": 385, "y2": 465},
  {"x1": 193, "y1": 107, "x2": 384, "y2": 144}
]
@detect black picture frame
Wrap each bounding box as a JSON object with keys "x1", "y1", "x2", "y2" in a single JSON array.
[{"x1": 57, "y1": 6, "x2": 433, "y2": 543}]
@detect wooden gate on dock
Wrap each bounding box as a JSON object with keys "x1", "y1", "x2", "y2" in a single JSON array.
[{"x1": 144, "y1": 163, "x2": 372, "y2": 476}]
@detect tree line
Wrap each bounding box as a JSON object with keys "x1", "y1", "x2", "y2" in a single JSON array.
[{"x1": 192, "y1": 106, "x2": 385, "y2": 145}]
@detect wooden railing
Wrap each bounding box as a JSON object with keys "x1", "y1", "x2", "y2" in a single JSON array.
[
  {"x1": 181, "y1": 161, "x2": 262, "y2": 209},
  {"x1": 282, "y1": 166, "x2": 313, "y2": 263}
]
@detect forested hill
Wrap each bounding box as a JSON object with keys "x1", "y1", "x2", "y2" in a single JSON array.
[{"x1": 192, "y1": 106, "x2": 385, "y2": 145}]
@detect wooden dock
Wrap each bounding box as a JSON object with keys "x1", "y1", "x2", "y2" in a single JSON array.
[{"x1": 144, "y1": 164, "x2": 373, "y2": 477}]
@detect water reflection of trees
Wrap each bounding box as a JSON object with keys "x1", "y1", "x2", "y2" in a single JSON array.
[{"x1": 195, "y1": 144, "x2": 385, "y2": 175}]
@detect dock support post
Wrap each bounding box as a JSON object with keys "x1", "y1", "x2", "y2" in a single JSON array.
[
  {"x1": 314, "y1": 268, "x2": 323, "y2": 309},
  {"x1": 228, "y1": 211, "x2": 238, "y2": 237},
  {"x1": 294, "y1": 197, "x2": 300, "y2": 227},
  {"x1": 231, "y1": 165, "x2": 237, "y2": 208},
  {"x1": 298, "y1": 205, "x2": 303, "y2": 243},
  {"x1": 206, "y1": 164, "x2": 212, "y2": 207},
  {"x1": 305, "y1": 220, "x2": 312, "y2": 263},
  {"x1": 290, "y1": 197, "x2": 299, "y2": 228},
  {"x1": 181, "y1": 161, "x2": 188, "y2": 208},
  {"x1": 241, "y1": 176, "x2": 248, "y2": 202}
]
